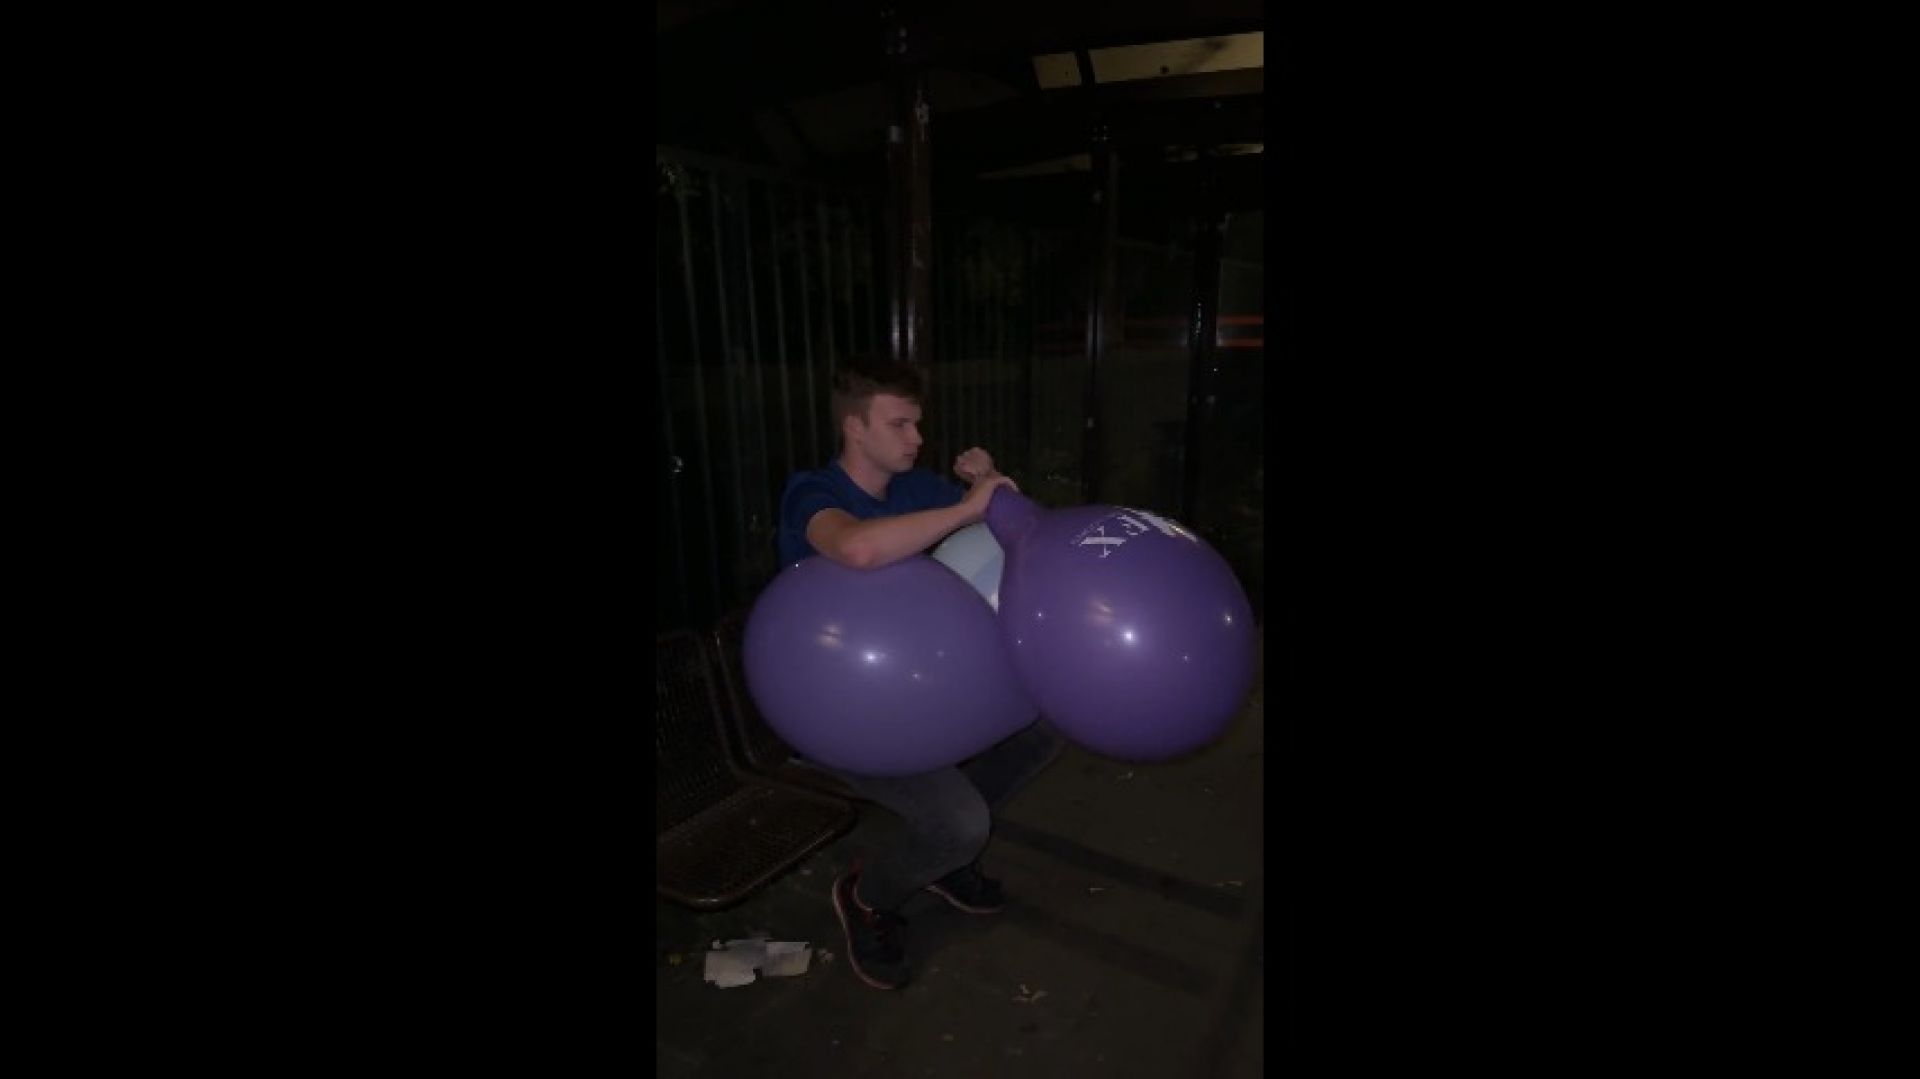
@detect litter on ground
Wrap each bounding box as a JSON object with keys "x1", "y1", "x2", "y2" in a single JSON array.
[{"x1": 702, "y1": 938, "x2": 813, "y2": 988}]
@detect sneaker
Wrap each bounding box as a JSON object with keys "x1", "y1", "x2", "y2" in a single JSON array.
[
  {"x1": 831, "y1": 871, "x2": 911, "y2": 989},
  {"x1": 924, "y1": 863, "x2": 1006, "y2": 914}
]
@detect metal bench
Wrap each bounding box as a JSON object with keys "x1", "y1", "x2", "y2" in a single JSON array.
[
  {"x1": 710, "y1": 609, "x2": 864, "y2": 803},
  {"x1": 655, "y1": 628, "x2": 856, "y2": 911}
]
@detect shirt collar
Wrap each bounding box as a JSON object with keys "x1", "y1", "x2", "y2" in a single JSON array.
[{"x1": 829, "y1": 457, "x2": 889, "y2": 503}]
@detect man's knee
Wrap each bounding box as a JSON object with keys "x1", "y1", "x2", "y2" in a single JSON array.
[
  {"x1": 923, "y1": 792, "x2": 992, "y2": 868},
  {"x1": 955, "y1": 795, "x2": 992, "y2": 852}
]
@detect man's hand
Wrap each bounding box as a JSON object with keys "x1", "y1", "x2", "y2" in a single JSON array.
[
  {"x1": 953, "y1": 447, "x2": 998, "y2": 485},
  {"x1": 959, "y1": 473, "x2": 1019, "y2": 522}
]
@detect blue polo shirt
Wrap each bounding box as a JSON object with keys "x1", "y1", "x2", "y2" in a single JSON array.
[{"x1": 777, "y1": 459, "x2": 966, "y2": 565}]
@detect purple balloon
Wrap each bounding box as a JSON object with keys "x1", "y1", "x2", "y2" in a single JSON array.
[
  {"x1": 985, "y1": 488, "x2": 1256, "y2": 762},
  {"x1": 743, "y1": 555, "x2": 1038, "y2": 777}
]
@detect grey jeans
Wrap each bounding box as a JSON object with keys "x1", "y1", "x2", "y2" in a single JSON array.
[{"x1": 810, "y1": 719, "x2": 1066, "y2": 911}]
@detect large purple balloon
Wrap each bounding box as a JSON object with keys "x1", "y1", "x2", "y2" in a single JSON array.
[
  {"x1": 743, "y1": 555, "x2": 1039, "y2": 778},
  {"x1": 985, "y1": 488, "x2": 1256, "y2": 762}
]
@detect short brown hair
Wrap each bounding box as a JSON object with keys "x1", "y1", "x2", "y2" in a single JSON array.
[{"x1": 830, "y1": 355, "x2": 926, "y2": 432}]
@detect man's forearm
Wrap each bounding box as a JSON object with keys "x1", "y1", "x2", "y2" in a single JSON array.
[{"x1": 837, "y1": 505, "x2": 972, "y2": 568}]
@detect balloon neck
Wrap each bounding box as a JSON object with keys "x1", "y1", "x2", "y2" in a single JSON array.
[{"x1": 984, "y1": 487, "x2": 1040, "y2": 548}]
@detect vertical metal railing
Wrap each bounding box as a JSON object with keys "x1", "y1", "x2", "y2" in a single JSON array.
[
  {"x1": 790, "y1": 184, "x2": 822, "y2": 468},
  {"x1": 659, "y1": 143, "x2": 1267, "y2": 643},
  {"x1": 1015, "y1": 226, "x2": 1088, "y2": 508},
  {"x1": 660, "y1": 148, "x2": 1263, "y2": 633},
  {"x1": 926, "y1": 216, "x2": 1049, "y2": 483},
  {"x1": 763, "y1": 182, "x2": 797, "y2": 484},
  {"x1": 931, "y1": 225, "x2": 953, "y2": 470},
  {"x1": 668, "y1": 169, "x2": 725, "y2": 630},
  {"x1": 813, "y1": 195, "x2": 838, "y2": 374},
  {"x1": 994, "y1": 222, "x2": 1013, "y2": 472},
  {"x1": 655, "y1": 272, "x2": 691, "y2": 627},
  {"x1": 657, "y1": 148, "x2": 886, "y2": 632}
]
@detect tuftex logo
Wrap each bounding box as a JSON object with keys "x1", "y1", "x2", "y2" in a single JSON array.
[{"x1": 1069, "y1": 508, "x2": 1192, "y2": 558}]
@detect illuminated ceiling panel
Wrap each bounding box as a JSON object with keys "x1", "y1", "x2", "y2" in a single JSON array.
[
  {"x1": 1030, "y1": 52, "x2": 1083, "y2": 90},
  {"x1": 1089, "y1": 32, "x2": 1262, "y2": 84}
]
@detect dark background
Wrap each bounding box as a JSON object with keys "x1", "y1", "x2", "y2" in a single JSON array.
[{"x1": 70, "y1": 4, "x2": 1853, "y2": 1070}]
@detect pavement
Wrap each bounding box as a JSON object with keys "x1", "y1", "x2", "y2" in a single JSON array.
[{"x1": 656, "y1": 633, "x2": 1269, "y2": 1078}]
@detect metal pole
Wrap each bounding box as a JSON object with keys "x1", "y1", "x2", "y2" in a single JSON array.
[
  {"x1": 709, "y1": 177, "x2": 751, "y2": 608},
  {"x1": 933, "y1": 224, "x2": 951, "y2": 466},
  {"x1": 1023, "y1": 229, "x2": 1037, "y2": 480},
  {"x1": 737, "y1": 175, "x2": 775, "y2": 559},
  {"x1": 765, "y1": 180, "x2": 797, "y2": 481},
  {"x1": 792, "y1": 186, "x2": 822, "y2": 464},
  {"x1": 978, "y1": 226, "x2": 990, "y2": 462},
  {"x1": 861, "y1": 202, "x2": 880, "y2": 357},
  {"x1": 994, "y1": 222, "x2": 1009, "y2": 469},
  {"x1": 1181, "y1": 159, "x2": 1227, "y2": 527},
  {"x1": 1082, "y1": 124, "x2": 1119, "y2": 505},
  {"x1": 960, "y1": 230, "x2": 975, "y2": 453},
  {"x1": 675, "y1": 176, "x2": 725, "y2": 623},
  {"x1": 655, "y1": 267, "x2": 690, "y2": 629},
  {"x1": 884, "y1": 6, "x2": 932, "y2": 366},
  {"x1": 838, "y1": 194, "x2": 860, "y2": 358},
  {"x1": 815, "y1": 191, "x2": 839, "y2": 370}
]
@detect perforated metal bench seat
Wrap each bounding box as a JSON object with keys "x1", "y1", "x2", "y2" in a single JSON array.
[
  {"x1": 656, "y1": 628, "x2": 856, "y2": 911},
  {"x1": 656, "y1": 782, "x2": 853, "y2": 910}
]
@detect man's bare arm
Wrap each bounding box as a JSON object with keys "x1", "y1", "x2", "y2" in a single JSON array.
[{"x1": 806, "y1": 475, "x2": 1018, "y2": 569}]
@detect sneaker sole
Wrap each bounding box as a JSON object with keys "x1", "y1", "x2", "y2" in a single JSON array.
[
  {"x1": 923, "y1": 882, "x2": 1005, "y2": 915},
  {"x1": 831, "y1": 878, "x2": 904, "y2": 990}
]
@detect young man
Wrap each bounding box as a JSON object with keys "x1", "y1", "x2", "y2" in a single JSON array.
[{"x1": 777, "y1": 355, "x2": 1064, "y2": 991}]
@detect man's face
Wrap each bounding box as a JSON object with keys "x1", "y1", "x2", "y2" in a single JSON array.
[{"x1": 848, "y1": 392, "x2": 924, "y2": 475}]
